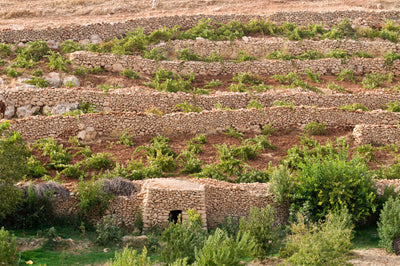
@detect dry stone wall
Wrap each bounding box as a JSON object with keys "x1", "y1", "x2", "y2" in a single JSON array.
[
  {"x1": 0, "y1": 11, "x2": 399, "y2": 43},
  {"x1": 353, "y1": 124, "x2": 400, "y2": 146},
  {"x1": 70, "y1": 51, "x2": 400, "y2": 76},
  {"x1": 3, "y1": 87, "x2": 400, "y2": 118},
  {"x1": 5, "y1": 107, "x2": 400, "y2": 140},
  {"x1": 150, "y1": 38, "x2": 400, "y2": 60}
]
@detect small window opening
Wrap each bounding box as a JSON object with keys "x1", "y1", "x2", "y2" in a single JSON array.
[{"x1": 168, "y1": 210, "x2": 182, "y2": 223}]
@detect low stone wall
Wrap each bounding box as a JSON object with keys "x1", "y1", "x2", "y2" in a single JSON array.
[
  {"x1": 5, "y1": 107, "x2": 400, "y2": 140},
  {"x1": 353, "y1": 124, "x2": 400, "y2": 146},
  {"x1": 150, "y1": 38, "x2": 399, "y2": 60},
  {"x1": 70, "y1": 51, "x2": 400, "y2": 76},
  {"x1": 2, "y1": 87, "x2": 400, "y2": 118},
  {"x1": 0, "y1": 11, "x2": 399, "y2": 43}
]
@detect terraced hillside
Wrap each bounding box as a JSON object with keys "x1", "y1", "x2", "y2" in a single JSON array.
[{"x1": 2, "y1": 7, "x2": 400, "y2": 265}]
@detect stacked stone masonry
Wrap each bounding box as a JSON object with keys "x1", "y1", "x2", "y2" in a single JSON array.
[
  {"x1": 1, "y1": 11, "x2": 400, "y2": 43},
  {"x1": 69, "y1": 51, "x2": 400, "y2": 76},
  {"x1": 4, "y1": 107, "x2": 400, "y2": 140},
  {"x1": 52, "y1": 178, "x2": 273, "y2": 230},
  {"x1": 353, "y1": 124, "x2": 400, "y2": 146},
  {"x1": 3, "y1": 87, "x2": 400, "y2": 119},
  {"x1": 150, "y1": 38, "x2": 400, "y2": 60}
]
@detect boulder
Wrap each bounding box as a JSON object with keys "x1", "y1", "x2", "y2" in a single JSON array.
[
  {"x1": 77, "y1": 127, "x2": 97, "y2": 141},
  {"x1": 45, "y1": 72, "x2": 62, "y2": 88},
  {"x1": 16, "y1": 105, "x2": 39, "y2": 118},
  {"x1": 44, "y1": 102, "x2": 79, "y2": 115}
]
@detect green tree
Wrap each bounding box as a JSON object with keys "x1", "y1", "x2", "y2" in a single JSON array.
[{"x1": 0, "y1": 121, "x2": 30, "y2": 219}]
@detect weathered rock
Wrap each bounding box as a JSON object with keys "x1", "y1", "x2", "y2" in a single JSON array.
[
  {"x1": 62, "y1": 75, "x2": 80, "y2": 87},
  {"x1": 44, "y1": 103, "x2": 79, "y2": 115},
  {"x1": 16, "y1": 105, "x2": 39, "y2": 118},
  {"x1": 77, "y1": 126, "x2": 97, "y2": 141},
  {"x1": 45, "y1": 72, "x2": 62, "y2": 88}
]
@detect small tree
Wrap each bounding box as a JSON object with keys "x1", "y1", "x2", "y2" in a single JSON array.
[
  {"x1": 0, "y1": 122, "x2": 30, "y2": 218},
  {"x1": 0, "y1": 227, "x2": 19, "y2": 265},
  {"x1": 377, "y1": 196, "x2": 400, "y2": 253}
]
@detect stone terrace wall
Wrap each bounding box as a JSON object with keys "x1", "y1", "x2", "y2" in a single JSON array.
[
  {"x1": 5, "y1": 107, "x2": 400, "y2": 140},
  {"x1": 70, "y1": 51, "x2": 400, "y2": 76},
  {"x1": 0, "y1": 11, "x2": 399, "y2": 43},
  {"x1": 193, "y1": 179, "x2": 272, "y2": 228},
  {"x1": 353, "y1": 124, "x2": 400, "y2": 146},
  {"x1": 150, "y1": 38, "x2": 399, "y2": 60},
  {"x1": 3, "y1": 87, "x2": 400, "y2": 118}
]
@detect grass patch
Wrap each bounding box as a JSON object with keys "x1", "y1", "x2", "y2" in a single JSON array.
[{"x1": 352, "y1": 226, "x2": 380, "y2": 249}]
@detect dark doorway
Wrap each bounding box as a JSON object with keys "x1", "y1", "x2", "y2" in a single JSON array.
[{"x1": 168, "y1": 210, "x2": 182, "y2": 223}]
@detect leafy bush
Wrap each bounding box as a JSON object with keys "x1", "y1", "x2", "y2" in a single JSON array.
[
  {"x1": 235, "y1": 51, "x2": 256, "y2": 62},
  {"x1": 6, "y1": 68, "x2": 22, "y2": 78},
  {"x1": 361, "y1": 72, "x2": 388, "y2": 89},
  {"x1": 178, "y1": 48, "x2": 203, "y2": 61},
  {"x1": 327, "y1": 48, "x2": 350, "y2": 59},
  {"x1": 262, "y1": 123, "x2": 276, "y2": 136},
  {"x1": 326, "y1": 82, "x2": 347, "y2": 93},
  {"x1": 293, "y1": 154, "x2": 377, "y2": 222},
  {"x1": 61, "y1": 164, "x2": 85, "y2": 179},
  {"x1": 336, "y1": 68, "x2": 357, "y2": 83},
  {"x1": 179, "y1": 150, "x2": 203, "y2": 174},
  {"x1": 95, "y1": 215, "x2": 123, "y2": 246},
  {"x1": 304, "y1": 122, "x2": 326, "y2": 135},
  {"x1": 247, "y1": 99, "x2": 264, "y2": 109},
  {"x1": 239, "y1": 205, "x2": 278, "y2": 258},
  {"x1": 305, "y1": 68, "x2": 321, "y2": 83},
  {"x1": 60, "y1": 40, "x2": 83, "y2": 54},
  {"x1": 204, "y1": 79, "x2": 223, "y2": 88},
  {"x1": 0, "y1": 227, "x2": 19, "y2": 266},
  {"x1": 232, "y1": 72, "x2": 262, "y2": 84},
  {"x1": 280, "y1": 208, "x2": 353, "y2": 265},
  {"x1": 25, "y1": 76, "x2": 49, "y2": 88},
  {"x1": 273, "y1": 99, "x2": 295, "y2": 109},
  {"x1": 339, "y1": 103, "x2": 369, "y2": 111},
  {"x1": 236, "y1": 169, "x2": 269, "y2": 183},
  {"x1": 81, "y1": 153, "x2": 116, "y2": 170},
  {"x1": 35, "y1": 138, "x2": 71, "y2": 169},
  {"x1": 378, "y1": 196, "x2": 400, "y2": 253},
  {"x1": 76, "y1": 178, "x2": 112, "y2": 218},
  {"x1": 386, "y1": 100, "x2": 400, "y2": 112},
  {"x1": 116, "y1": 130, "x2": 135, "y2": 147},
  {"x1": 143, "y1": 47, "x2": 166, "y2": 61},
  {"x1": 194, "y1": 228, "x2": 255, "y2": 266},
  {"x1": 110, "y1": 247, "x2": 152, "y2": 266},
  {"x1": 0, "y1": 122, "x2": 30, "y2": 218},
  {"x1": 222, "y1": 126, "x2": 244, "y2": 139},
  {"x1": 122, "y1": 69, "x2": 140, "y2": 79},
  {"x1": 173, "y1": 101, "x2": 202, "y2": 113},
  {"x1": 268, "y1": 165, "x2": 296, "y2": 207},
  {"x1": 160, "y1": 210, "x2": 207, "y2": 264},
  {"x1": 46, "y1": 51, "x2": 69, "y2": 71}
]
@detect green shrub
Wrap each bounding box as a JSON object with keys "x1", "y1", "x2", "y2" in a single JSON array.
[
  {"x1": 45, "y1": 51, "x2": 69, "y2": 71},
  {"x1": 160, "y1": 210, "x2": 207, "y2": 264},
  {"x1": 293, "y1": 154, "x2": 377, "y2": 222},
  {"x1": 82, "y1": 153, "x2": 116, "y2": 170},
  {"x1": 239, "y1": 205, "x2": 278, "y2": 258},
  {"x1": 110, "y1": 247, "x2": 152, "y2": 266},
  {"x1": 262, "y1": 123, "x2": 276, "y2": 136},
  {"x1": 6, "y1": 68, "x2": 22, "y2": 78},
  {"x1": 204, "y1": 79, "x2": 223, "y2": 88},
  {"x1": 60, "y1": 40, "x2": 83, "y2": 54},
  {"x1": 336, "y1": 68, "x2": 357, "y2": 83},
  {"x1": 232, "y1": 72, "x2": 262, "y2": 84},
  {"x1": 122, "y1": 69, "x2": 140, "y2": 79},
  {"x1": 148, "y1": 149, "x2": 177, "y2": 172},
  {"x1": 173, "y1": 101, "x2": 202, "y2": 113},
  {"x1": 95, "y1": 215, "x2": 123, "y2": 246},
  {"x1": 143, "y1": 47, "x2": 166, "y2": 61},
  {"x1": 280, "y1": 208, "x2": 353, "y2": 265},
  {"x1": 377, "y1": 196, "x2": 400, "y2": 253},
  {"x1": 0, "y1": 43, "x2": 12, "y2": 58},
  {"x1": 297, "y1": 50, "x2": 324, "y2": 60},
  {"x1": 98, "y1": 84, "x2": 121, "y2": 93},
  {"x1": 31, "y1": 67, "x2": 43, "y2": 77},
  {"x1": 222, "y1": 126, "x2": 244, "y2": 139},
  {"x1": 0, "y1": 123, "x2": 30, "y2": 218},
  {"x1": 218, "y1": 216, "x2": 240, "y2": 238},
  {"x1": 304, "y1": 122, "x2": 326, "y2": 135},
  {"x1": 194, "y1": 228, "x2": 255, "y2": 266},
  {"x1": 76, "y1": 178, "x2": 112, "y2": 218},
  {"x1": 362, "y1": 72, "x2": 387, "y2": 89},
  {"x1": 178, "y1": 48, "x2": 202, "y2": 61},
  {"x1": 305, "y1": 68, "x2": 321, "y2": 83},
  {"x1": 179, "y1": 150, "x2": 203, "y2": 174},
  {"x1": 386, "y1": 100, "x2": 400, "y2": 112},
  {"x1": 35, "y1": 137, "x2": 71, "y2": 169},
  {"x1": 236, "y1": 169, "x2": 269, "y2": 183},
  {"x1": 326, "y1": 82, "x2": 347, "y2": 93},
  {"x1": 0, "y1": 227, "x2": 19, "y2": 265},
  {"x1": 325, "y1": 18, "x2": 357, "y2": 39},
  {"x1": 354, "y1": 144, "x2": 375, "y2": 162},
  {"x1": 20, "y1": 40, "x2": 50, "y2": 61},
  {"x1": 355, "y1": 50, "x2": 373, "y2": 58},
  {"x1": 266, "y1": 49, "x2": 294, "y2": 60},
  {"x1": 252, "y1": 83, "x2": 274, "y2": 92},
  {"x1": 25, "y1": 76, "x2": 49, "y2": 88},
  {"x1": 384, "y1": 51, "x2": 400, "y2": 66},
  {"x1": 229, "y1": 81, "x2": 247, "y2": 92},
  {"x1": 327, "y1": 48, "x2": 351, "y2": 59},
  {"x1": 235, "y1": 51, "x2": 256, "y2": 62},
  {"x1": 61, "y1": 164, "x2": 85, "y2": 179},
  {"x1": 268, "y1": 165, "x2": 296, "y2": 207},
  {"x1": 380, "y1": 29, "x2": 398, "y2": 42},
  {"x1": 339, "y1": 103, "x2": 369, "y2": 111},
  {"x1": 273, "y1": 99, "x2": 294, "y2": 109},
  {"x1": 247, "y1": 99, "x2": 264, "y2": 109},
  {"x1": 26, "y1": 155, "x2": 47, "y2": 178}
]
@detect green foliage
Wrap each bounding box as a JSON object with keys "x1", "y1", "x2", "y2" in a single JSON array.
[
  {"x1": 60, "y1": 40, "x2": 83, "y2": 54},
  {"x1": 64, "y1": 101, "x2": 98, "y2": 116},
  {"x1": 0, "y1": 227, "x2": 19, "y2": 266},
  {"x1": 0, "y1": 43, "x2": 12, "y2": 58},
  {"x1": 81, "y1": 153, "x2": 116, "y2": 170},
  {"x1": 179, "y1": 150, "x2": 203, "y2": 174},
  {"x1": 61, "y1": 164, "x2": 84, "y2": 179},
  {"x1": 143, "y1": 47, "x2": 166, "y2": 61},
  {"x1": 361, "y1": 72, "x2": 388, "y2": 89},
  {"x1": 377, "y1": 196, "x2": 400, "y2": 253},
  {"x1": 236, "y1": 169, "x2": 269, "y2": 183},
  {"x1": 325, "y1": 18, "x2": 357, "y2": 39},
  {"x1": 116, "y1": 130, "x2": 135, "y2": 147},
  {"x1": 235, "y1": 51, "x2": 256, "y2": 62},
  {"x1": 95, "y1": 215, "x2": 123, "y2": 246},
  {"x1": 266, "y1": 49, "x2": 294, "y2": 60},
  {"x1": 268, "y1": 165, "x2": 296, "y2": 207},
  {"x1": 35, "y1": 137, "x2": 71, "y2": 169},
  {"x1": 293, "y1": 154, "x2": 377, "y2": 222},
  {"x1": 110, "y1": 247, "x2": 152, "y2": 266},
  {"x1": 252, "y1": 83, "x2": 274, "y2": 92},
  {"x1": 76, "y1": 177, "x2": 112, "y2": 218},
  {"x1": 218, "y1": 216, "x2": 240, "y2": 238},
  {"x1": 339, "y1": 103, "x2": 369, "y2": 111},
  {"x1": 26, "y1": 155, "x2": 47, "y2": 178},
  {"x1": 178, "y1": 48, "x2": 203, "y2": 61},
  {"x1": 32, "y1": 67, "x2": 43, "y2": 77},
  {"x1": 337, "y1": 68, "x2": 357, "y2": 83},
  {"x1": 19, "y1": 40, "x2": 50, "y2": 62},
  {"x1": 280, "y1": 209, "x2": 354, "y2": 265},
  {"x1": 194, "y1": 228, "x2": 255, "y2": 266},
  {"x1": 6, "y1": 68, "x2": 22, "y2": 78},
  {"x1": 204, "y1": 79, "x2": 223, "y2": 88},
  {"x1": 186, "y1": 134, "x2": 206, "y2": 154},
  {"x1": 147, "y1": 68, "x2": 194, "y2": 93},
  {"x1": 354, "y1": 144, "x2": 375, "y2": 162},
  {"x1": 0, "y1": 122, "x2": 30, "y2": 218},
  {"x1": 271, "y1": 72, "x2": 320, "y2": 93},
  {"x1": 98, "y1": 84, "x2": 121, "y2": 93},
  {"x1": 232, "y1": 72, "x2": 262, "y2": 84},
  {"x1": 355, "y1": 50, "x2": 373, "y2": 58},
  {"x1": 122, "y1": 68, "x2": 140, "y2": 79},
  {"x1": 386, "y1": 100, "x2": 400, "y2": 112},
  {"x1": 247, "y1": 99, "x2": 264, "y2": 109},
  {"x1": 304, "y1": 122, "x2": 326, "y2": 135},
  {"x1": 239, "y1": 205, "x2": 278, "y2": 258},
  {"x1": 160, "y1": 210, "x2": 206, "y2": 264},
  {"x1": 222, "y1": 126, "x2": 244, "y2": 139},
  {"x1": 326, "y1": 82, "x2": 348, "y2": 93},
  {"x1": 273, "y1": 99, "x2": 294, "y2": 109},
  {"x1": 326, "y1": 48, "x2": 350, "y2": 59},
  {"x1": 25, "y1": 76, "x2": 49, "y2": 88},
  {"x1": 262, "y1": 123, "x2": 276, "y2": 136},
  {"x1": 304, "y1": 68, "x2": 321, "y2": 83},
  {"x1": 173, "y1": 100, "x2": 202, "y2": 113},
  {"x1": 229, "y1": 82, "x2": 247, "y2": 92}
]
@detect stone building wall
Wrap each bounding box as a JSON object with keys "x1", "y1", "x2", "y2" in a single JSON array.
[
  {"x1": 0, "y1": 11, "x2": 399, "y2": 43},
  {"x1": 5, "y1": 107, "x2": 400, "y2": 140},
  {"x1": 69, "y1": 51, "x2": 400, "y2": 76},
  {"x1": 2, "y1": 87, "x2": 400, "y2": 119},
  {"x1": 353, "y1": 124, "x2": 400, "y2": 146}
]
